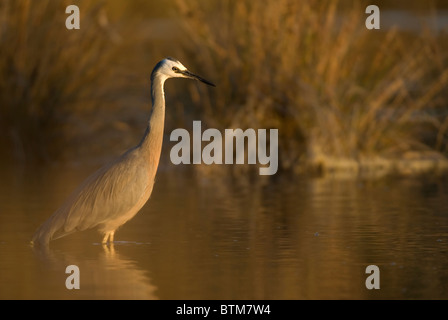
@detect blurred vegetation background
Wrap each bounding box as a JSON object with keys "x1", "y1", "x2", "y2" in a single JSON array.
[{"x1": 1, "y1": 0, "x2": 448, "y2": 176}]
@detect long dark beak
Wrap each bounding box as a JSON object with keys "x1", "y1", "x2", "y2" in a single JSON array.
[{"x1": 181, "y1": 70, "x2": 216, "y2": 87}]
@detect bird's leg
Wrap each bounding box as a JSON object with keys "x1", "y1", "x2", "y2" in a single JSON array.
[
  {"x1": 102, "y1": 242, "x2": 116, "y2": 257},
  {"x1": 102, "y1": 232, "x2": 110, "y2": 244},
  {"x1": 102, "y1": 231, "x2": 115, "y2": 244}
]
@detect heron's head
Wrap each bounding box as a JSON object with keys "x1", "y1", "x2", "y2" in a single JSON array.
[{"x1": 152, "y1": 57, "x2": 215, "y2": 87}]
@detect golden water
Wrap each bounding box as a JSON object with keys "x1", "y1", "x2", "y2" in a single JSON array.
[{"x1": 1, "y1": 164, "x2": 448, "y2": 299}]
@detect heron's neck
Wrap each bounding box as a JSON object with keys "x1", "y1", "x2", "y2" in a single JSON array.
[{"x1": 139, "y1": 74, "x2": 166, "y2": 165}]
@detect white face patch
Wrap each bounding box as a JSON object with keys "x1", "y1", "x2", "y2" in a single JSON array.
[
  {"x1": 164, "y1": 58, "x2": 186, "y2": 69},
  {"x1": 174, "y1": 62, "x2": 187, "y2": 72},
  {"x1": 162, "y1": 59, "x2": 188, "y2": 77}
]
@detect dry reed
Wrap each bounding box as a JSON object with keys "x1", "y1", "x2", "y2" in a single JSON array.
[{"x1": 175, "y1": 0, "x2": 448, "y2": 173}]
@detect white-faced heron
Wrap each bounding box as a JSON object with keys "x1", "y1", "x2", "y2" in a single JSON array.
[{"x1": 31, "y1": 57, "x2": 215, "y2": 246}]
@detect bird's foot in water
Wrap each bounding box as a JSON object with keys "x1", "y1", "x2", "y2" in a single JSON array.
[{"x1": 102, "y1": 231, "x2": 115, "y2": 245}]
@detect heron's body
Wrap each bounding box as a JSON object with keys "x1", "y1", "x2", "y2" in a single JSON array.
[{"x1": 31, "y1": 58, "x2": 214, "y2": 246}]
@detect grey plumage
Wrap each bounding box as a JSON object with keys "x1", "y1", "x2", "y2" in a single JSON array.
[{"x1": 31, "y1": 58, "x2": 215, "y2": 246}]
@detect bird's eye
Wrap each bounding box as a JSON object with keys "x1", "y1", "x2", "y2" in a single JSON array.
[{"x1": 172, "y1": 67, "x2": 179, "y2": 72}]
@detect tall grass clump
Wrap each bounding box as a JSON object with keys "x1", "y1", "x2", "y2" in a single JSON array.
[
  {"x1": 0, "y1": 0, "x2": 120, "y2": 164},
  {"x1": 175, "y1": 0, "x2": 448, "y2": 173}
]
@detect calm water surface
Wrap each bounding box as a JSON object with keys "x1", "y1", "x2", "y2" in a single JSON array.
[{"x1": 0, "y1": 164, "x2": 447, "y2": 299}]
